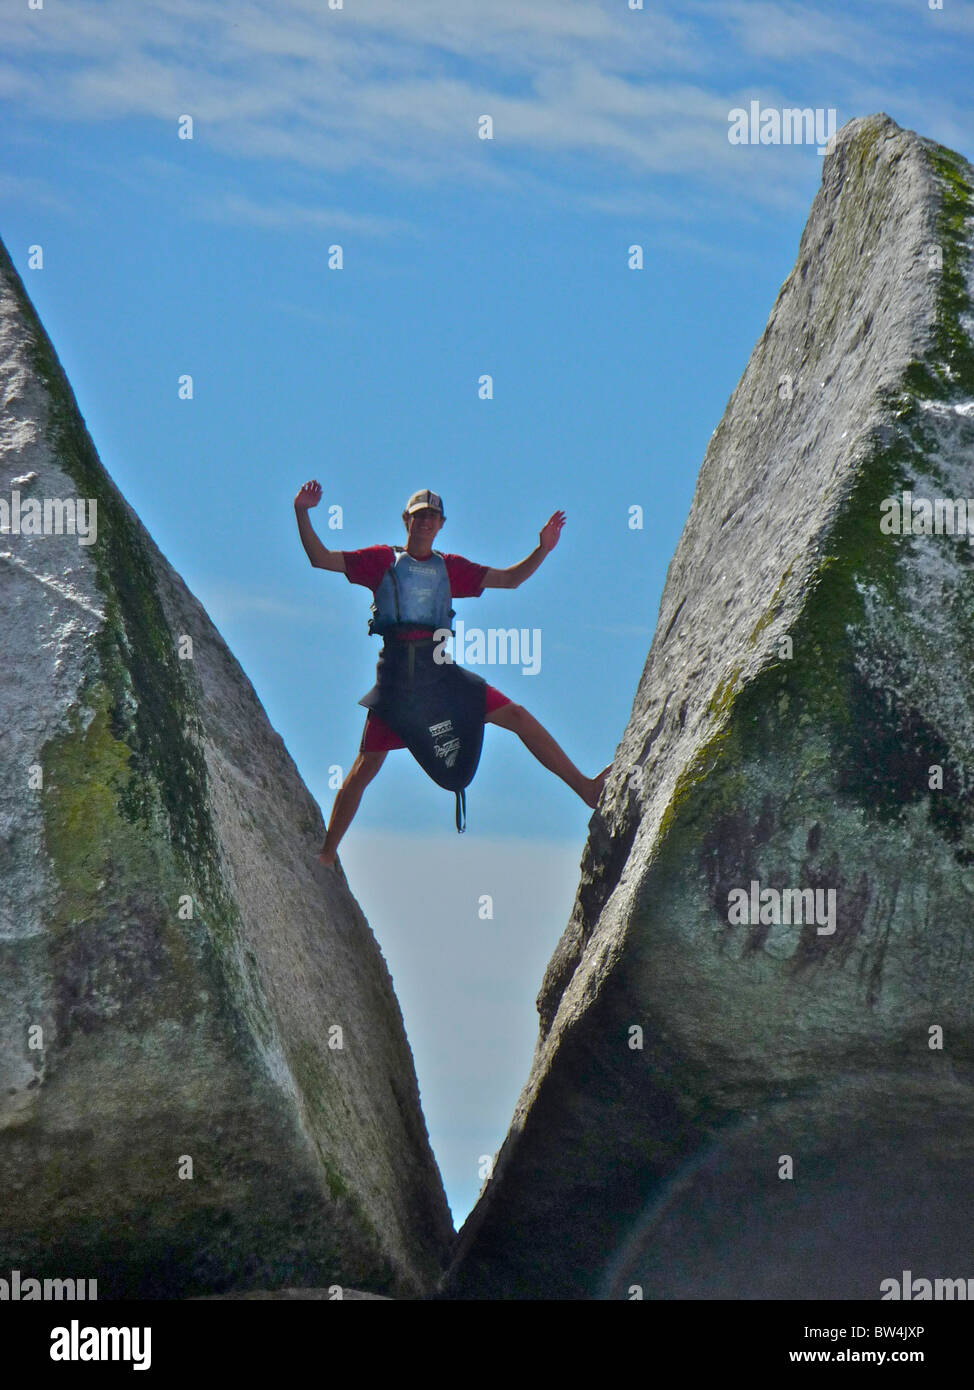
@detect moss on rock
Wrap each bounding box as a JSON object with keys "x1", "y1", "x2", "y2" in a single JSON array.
[
  {"x1": 656, "y1": 132, "x2": 974, "y2": 876},
  {"x1": 0, "y1": 240, "x2": 224, "y2": 909}
]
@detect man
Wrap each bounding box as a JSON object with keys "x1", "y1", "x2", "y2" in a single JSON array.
[{"x1": 294, "y1": 481, "x2": 611, "y2": 866}]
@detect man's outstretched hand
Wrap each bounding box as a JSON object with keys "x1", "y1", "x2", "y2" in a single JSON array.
[
  {"x1": 539, "y1": 510, "x2": 566, "y2": 553},
  {"x1": 295, "y1": 480, "x2": 323, "y2": 510}
]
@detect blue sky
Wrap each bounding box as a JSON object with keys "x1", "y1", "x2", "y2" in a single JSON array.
[{"x1": 2, "y1": 0, "x2": 971, "y2": 1231}]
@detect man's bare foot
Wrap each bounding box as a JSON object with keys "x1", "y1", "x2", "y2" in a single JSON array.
[
  {"x1": 318, "y1": 846, "x2": 337, "y2": 867},
  {"x1": 583, "y1": 764, "x2": 612, "y2": 809}
]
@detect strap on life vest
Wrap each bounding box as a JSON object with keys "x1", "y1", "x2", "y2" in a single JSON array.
[
  {"x1": 367, "y1": 547, "x2": 404, "y2": 636},
  {"x1": 388, "y1": 554, "x2": 402, "y2": 624}
]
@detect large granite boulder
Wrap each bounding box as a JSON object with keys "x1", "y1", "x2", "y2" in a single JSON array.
[
  {"x1": 0, "y1": 235, "x2": 454, "y2": 1298},
  {"x1": 445, "y1": 113, "x2": 974, "y2": 1298}
]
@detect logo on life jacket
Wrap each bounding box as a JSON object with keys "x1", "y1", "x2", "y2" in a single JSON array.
[{"x1": 430, "y1": 718, "x2": 460, "y2": 768}]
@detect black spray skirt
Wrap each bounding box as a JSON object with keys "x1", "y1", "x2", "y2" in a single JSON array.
[{"x1": 358, "y1": 638, "x2": 488, "y2": 827}]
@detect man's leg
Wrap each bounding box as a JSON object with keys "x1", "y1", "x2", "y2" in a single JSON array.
[
  {"x1": 485, "y1": 703, "x2": 610, "y2": 809},
  {"x1": 319, "y1": 750, "x2": 387, "y2": 866}
]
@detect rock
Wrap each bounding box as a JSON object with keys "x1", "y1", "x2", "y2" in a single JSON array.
[
  {"x1": 0, "y1": 234, "x2": 454, "y2": 1299},
  {"x1": 443, "y1": 114, "x2": 974, "y2": 1299}
]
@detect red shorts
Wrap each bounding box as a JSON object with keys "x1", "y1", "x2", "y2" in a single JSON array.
[{"x1": 360, "y1": 685, "x2": 512, "y2": 752}]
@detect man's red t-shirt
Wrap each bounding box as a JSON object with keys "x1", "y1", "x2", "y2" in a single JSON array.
[
  {"x1": 341, "y1": 544, "x2": 510, "y2": 750},
  {"x1": 342, "y1": 544, "x2": 488, "y2": 610}
]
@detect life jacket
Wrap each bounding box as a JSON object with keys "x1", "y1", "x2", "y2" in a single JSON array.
[
  {"x1": 360, "y1": 546, "x2": 485, "y2": 831},
  {"x1": 367, "y1": 546, "x2": 455, "y2": 637}
]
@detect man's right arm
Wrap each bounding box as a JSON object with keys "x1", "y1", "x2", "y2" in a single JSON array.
[{"x1": 294, "y1": 481, "x2": 346, "y2": 571}]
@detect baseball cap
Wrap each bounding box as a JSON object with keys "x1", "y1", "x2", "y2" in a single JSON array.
[{"x1": 405, "y1": 489, "x2": 445, "y2": 518}]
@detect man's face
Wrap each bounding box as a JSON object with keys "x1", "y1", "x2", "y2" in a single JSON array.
[{"x1": 404, "y1": 507, "x2": 444, "y2": 542}]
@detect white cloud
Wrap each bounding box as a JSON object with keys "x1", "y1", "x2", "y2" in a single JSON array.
[
  {"x1": 706, "y1": 0, "x2": 903, "y2": 64},
  {"x1": 1, "y1": 0, "x2": 969, "y2": 232}
]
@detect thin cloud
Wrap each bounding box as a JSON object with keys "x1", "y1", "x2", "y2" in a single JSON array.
[
  {"x1": 704, "y1": 0, "x2": 910, "y2": 65},
  {"x1": 1, "y1": 0, "x2": 969, "y2": 224},
  {"x1": 193, "y1": 190, "x2": 411, "y2": 236},
  {"x1": 0, "y1": 172, "x2": 76, "y2": 216}
]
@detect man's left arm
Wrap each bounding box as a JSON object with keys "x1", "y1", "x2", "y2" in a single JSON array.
[{"x1": 481, "y1": 510, "x2": 565, "y2": 589}]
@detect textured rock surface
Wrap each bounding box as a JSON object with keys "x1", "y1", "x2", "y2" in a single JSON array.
[
  {"x1": 445, "y1": 113, "x2": 974, "y2": 1298},
  {"x1": 0, "y1": 235, "x2": 454, "y2": 1298}
]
